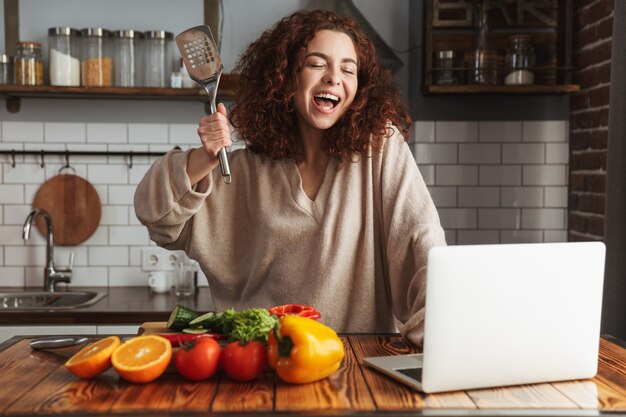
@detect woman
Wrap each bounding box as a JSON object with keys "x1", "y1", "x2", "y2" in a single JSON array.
[{"x1": 135, "y1": 10, "x2": 446, "y2": 346}]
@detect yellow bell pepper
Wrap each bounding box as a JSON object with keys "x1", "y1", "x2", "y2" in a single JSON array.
[{"x1": 267, "y1": 315, "x2": 344, "y2": 384}]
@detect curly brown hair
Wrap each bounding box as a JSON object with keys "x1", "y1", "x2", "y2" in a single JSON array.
[{"x1": 229, "y1": 9, "x2": 412, "y2": 162}]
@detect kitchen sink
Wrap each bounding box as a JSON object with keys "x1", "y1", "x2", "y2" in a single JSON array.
[{"x1": 0, "y1": 291, "x2": 106, "y2": 310}]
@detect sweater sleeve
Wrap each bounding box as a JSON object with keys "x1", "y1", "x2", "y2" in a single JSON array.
[
  {"x1": 134, "y1": 148, "x2": 214, "y2": 249},
  {"x1": 379, "y1": 129, "x2": 447, "y2": 347}
]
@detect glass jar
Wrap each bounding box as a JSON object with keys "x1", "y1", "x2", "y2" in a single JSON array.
[
  {"x1": 48, "y1": 27, "x2": 80, "y2": 86},
  {"x1": 14, "y1": 41, "x2": 44, "y2": 85},
  {"x1": 0, "y1": 53, "x2": 12, "y2": 84},
  {"x1": 112, "y1": 29, "x2": 141, "y2": 87},
  {"x1": 505, "y1": 35, "x2": 536, "y2": 85},
  {"x1": 143, "y1": 30, "x2": 174, "y2": 87},
  {"x1": 471, "y1": 48, "x2": 497, "y2": 85},
  {"x1": 434, "y1": 50, "x2": 462, "y2": 85},
  {"x1": 80, "y1": 28, "x2": 112, "y2": 87}
]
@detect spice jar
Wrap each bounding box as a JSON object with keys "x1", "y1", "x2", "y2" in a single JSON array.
[
  {"x1": 505, "y1": 35, "x2": 535, "y2": 86},
  {"x1": 0, "y1": 53, "x2": 12, "y2": 84},
  {"x1": 15, "y1": 41, "x2": 44, "y2": 85},
  {"x1": 80, "y1": 28, "x2": 112, "y2": 87},
  {"x1": 143, "y1": 30, "x2": 174, "y2": 87},
  {"x1": 48, "y1": 27, "x2": 80, "y2": 86}
]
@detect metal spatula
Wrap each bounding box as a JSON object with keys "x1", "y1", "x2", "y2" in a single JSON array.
[{"x1": 176, "y1": 25, "x2": 231, "y2": 184}]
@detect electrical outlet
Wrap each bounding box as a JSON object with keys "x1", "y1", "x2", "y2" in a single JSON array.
[{"x1": 142, "y1": 248, "x2": 180, "y2": 271}]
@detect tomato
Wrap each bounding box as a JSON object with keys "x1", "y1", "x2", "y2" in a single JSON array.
[
  {"x1": 221, "y1": 340, "x2": 267, "y2": 381},
  {"x1": 174, "y1": 337, "x2": 221, "y2": 381},
  {"x1": 268, "y1": 304, "x2": 321, "y2": 320}
]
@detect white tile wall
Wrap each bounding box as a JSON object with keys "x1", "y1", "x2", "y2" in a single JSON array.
[
  {"x1": 0, "y1": 119, "x2": 569, "y2": 288},
  {"x1": 0, "y1": 119, "x2": 200, "y2": 288},
  {"x1": 411, "y1": 120, "x2": 568, "y2": 245},
  {"x1": 479, "y1": 121, "x2": 522, "y2": 142}
]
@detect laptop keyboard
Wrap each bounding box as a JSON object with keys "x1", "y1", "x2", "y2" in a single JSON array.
[{"x1": 396, "y1": 367, "x2": 423, "y2": 382}]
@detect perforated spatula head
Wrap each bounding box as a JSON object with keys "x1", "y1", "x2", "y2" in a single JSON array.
[{"x1": 175, "y1": 25, "x2": 223, "y2": 85}]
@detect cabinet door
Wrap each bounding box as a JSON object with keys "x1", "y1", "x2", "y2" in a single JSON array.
[{"x1": 0, "y1": 325, "x2": 97, "y2": 344}]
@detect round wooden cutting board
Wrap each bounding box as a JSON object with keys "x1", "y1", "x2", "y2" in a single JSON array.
[{"x1": 32, "y1": 173, "x2": 102, "y2": 246}]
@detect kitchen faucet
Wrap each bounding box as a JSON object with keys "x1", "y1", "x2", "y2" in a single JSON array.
[{"x1": 23, "y1": 208, "x2": 74, "y2": 292}]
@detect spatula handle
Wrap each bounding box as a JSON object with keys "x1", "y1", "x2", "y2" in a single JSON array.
[
  {"x1": 203, "y1": 79, "x2": 231, "y2": 185},
  {"x1": 218, "y1": 147, "x2": 231, "y2": 184}
]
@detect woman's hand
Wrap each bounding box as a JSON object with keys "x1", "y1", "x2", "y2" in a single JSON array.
[
  {"x1": 198, "y1": 103, "x2": 232, "y2": 158},
  {"x1": 187, "y1": 103, "x2": 232, "y2": 186}
]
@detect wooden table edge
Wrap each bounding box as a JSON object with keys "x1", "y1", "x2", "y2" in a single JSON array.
[{"x1": 1, "y1": 334, "x2": 625, "y2": 417}]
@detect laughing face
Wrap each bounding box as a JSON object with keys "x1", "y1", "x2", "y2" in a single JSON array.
[{"x1": 293, "y1": 30, "x2": 358, "y2": 135}]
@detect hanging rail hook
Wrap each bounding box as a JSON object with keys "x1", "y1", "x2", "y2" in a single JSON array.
[
  {"x1": 40, "y1": 150, "x2": 45, "y2": 168},
  {"x1": 128, "y1": 151, "x2": 133, "y2": 169},
  {"x1": 58, "y1": 149, "x2": 76, "y2": 175},
  {"x1": 11, "y1": 149, "x2": 16, "y2": 168}
]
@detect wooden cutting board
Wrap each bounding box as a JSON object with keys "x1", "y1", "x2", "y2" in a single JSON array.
[
  {"x1": 139, "y1": 322, "x2": 172, "y2": 335},
  {"x1": 32, "y1": 172, "x2": 101, "y2": 246}
]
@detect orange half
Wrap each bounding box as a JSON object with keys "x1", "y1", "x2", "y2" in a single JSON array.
[
  {"x1": 111, "y1": 335, "x2": 172, "y2": 383},
  {"x1": 65, "y1": 335, "x2": 121, "y2": 378}
]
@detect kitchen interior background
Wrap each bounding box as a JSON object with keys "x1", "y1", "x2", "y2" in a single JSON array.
[{"x1": 0, "y1": 0, "x2": 569, "y2": 289}]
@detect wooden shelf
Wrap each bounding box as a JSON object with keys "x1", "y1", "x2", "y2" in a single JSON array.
[
  {"x1": 423, "y1": 0, "x2": 577, "y2": 95},
  {"x1": 0, "y1": 74, "x2": 237, "y2": 113},
  {"x1": 426, "y1": 84, "x2": 580, "y2": 95},
  {"x1": 2, "y1": 0, "x2": 230, "y2": 113}
]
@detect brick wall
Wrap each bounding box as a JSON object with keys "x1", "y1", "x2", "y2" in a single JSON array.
[{"x1": 569, "y1": 0, "x2": 614, "y2": 241}]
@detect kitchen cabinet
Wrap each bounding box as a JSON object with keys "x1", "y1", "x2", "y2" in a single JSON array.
[
  {"x1": 423, "y1": 0, "x2": 579, "y2": 94},
  {"x1": 1, "y1": 0, "x2": 236, "y2": 113}
]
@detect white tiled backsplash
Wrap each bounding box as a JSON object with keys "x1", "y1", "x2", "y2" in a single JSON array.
[
  {"x1": 0, "y1": 120, "x2": 568, "y2": 288},
  {"x1": 409, "y1": 121, "x2": 568, "y2": 246}
]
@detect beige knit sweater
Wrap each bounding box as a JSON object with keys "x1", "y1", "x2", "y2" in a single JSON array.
[{"x1": 134, "y1": 128, "x2": 446, "y2": 345}]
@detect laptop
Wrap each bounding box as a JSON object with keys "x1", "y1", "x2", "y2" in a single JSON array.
[{"x1": 365, "y1": 241, "x2": 606, "y2": 393}]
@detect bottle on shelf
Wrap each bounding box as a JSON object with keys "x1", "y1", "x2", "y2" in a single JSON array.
[
  {"x1": 80, "y1": 28, "x2": 112, "y2": 87},
  {"x1": 15, "y1": 41, "x2": 44, "y2": 86},
  {"x1": 504, "y1": 35, "x2": 536, "y2": 86},
  {"x1": 0, "y1": 53, "x2": 12, "y2": 84},
  {"x1": 470, "y1": 0, "x2": 497, "y2": 85},
  {"x1": 48, "y1": 27, "x2": 81, "y2": 87},
  {"x1": 112, "y1": 29, "x2": 141, "y2": 87},
  {"x1": 143, "y1": 30, "x2": 175, "y2": 87}
]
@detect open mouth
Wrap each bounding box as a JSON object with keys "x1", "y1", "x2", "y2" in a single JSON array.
[{"x1": 314, "y1": 93, "x2": 341, "y2": 110}]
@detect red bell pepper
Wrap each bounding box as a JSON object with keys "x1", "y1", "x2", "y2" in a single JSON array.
[{"x1": 268, "y1": 304, "x2": 321, "y2": 321}]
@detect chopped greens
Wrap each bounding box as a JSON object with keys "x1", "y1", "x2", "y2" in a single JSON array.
[
  {"x1": 226, "y1": 308, "x2": 278, "y2": 344},
  {"x1": 168, "y1": 305, "x2": 278, "y2": 345}
]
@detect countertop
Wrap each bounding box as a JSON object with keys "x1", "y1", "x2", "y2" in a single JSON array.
[
  {"x1": 0, "y1": 287, "x2": 215, "y2": 325},
  {"x1": 1, "y1": 334, "x2": 625, "y2": 416}
]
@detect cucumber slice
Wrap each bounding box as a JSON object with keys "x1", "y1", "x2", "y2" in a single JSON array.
[
  {"x1": 188, "y1": 311, "x2": 216, "y2": 327},
  {"x1": 167, "y1": 304, "x2": 199, "y2": 331},
  {"x1": 182, "y1": 327, "x2": 209, "y2": 334}
]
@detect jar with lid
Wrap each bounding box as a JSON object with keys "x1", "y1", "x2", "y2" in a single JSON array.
[
  {"x1": 80, "y1": 28, "x2": 112, "y2": 87},
  {"x1": 0, "y1": 53, "x2": 12, "y2": 84},
  {"x1": 434, "y1": 50, "x2": 463, "y2": 85},
  {"x1": 14, "y1": 41, "x2": 44, "y2": 85},
  {"x1": 112, "y1": 29, "x2": 141, "y2": 87},
  {"x1": 505, "y1": 35, "x2": 536, "y2": 85},
  {"x1": 143, "y1": 30, "x2": 175, "y2": 87},
  {"x1": 48, "y1": 27, "x2": 80, "y2": 86}
]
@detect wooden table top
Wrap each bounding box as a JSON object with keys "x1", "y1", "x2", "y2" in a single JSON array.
[{"x1": 0, "y1": 334, "x2": 625, "y2": 416}]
